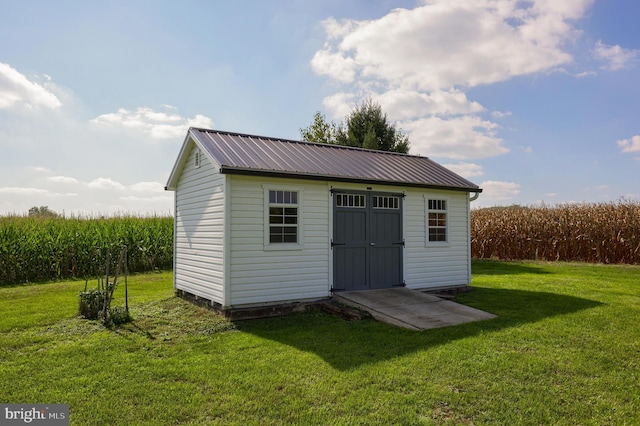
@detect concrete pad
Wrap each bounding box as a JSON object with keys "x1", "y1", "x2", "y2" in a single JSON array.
[{"x1": 334, "y1": 288, "x2": 496, "y2": 331}]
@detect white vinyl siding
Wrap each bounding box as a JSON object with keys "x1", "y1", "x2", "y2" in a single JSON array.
[
  {"x1": 404, "y1": 189, "x2": 470, "y2": 289},
  {"x1": 173, "y1": 143, "x2": 225, "y2": 304},
  {"x1": 228, "y1": 176, "x2": 330, "y2": 306},
  {"x1": 171, "y1": 158, "x2": 471, "y2": 307}
]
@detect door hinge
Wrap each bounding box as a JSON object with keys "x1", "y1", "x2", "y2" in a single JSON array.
[
  {"x1": 393, "y1": 240, "x2": 405, "y2": 247},
  {"x1": 331, "y1": 240, "x2": 346, "y2": 247}
]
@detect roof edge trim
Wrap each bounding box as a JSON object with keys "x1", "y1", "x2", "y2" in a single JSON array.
[{"x1": 220, "y1": 166, "x2": 482, "y2": 193}]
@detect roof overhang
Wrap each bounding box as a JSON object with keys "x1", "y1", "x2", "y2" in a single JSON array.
[{"x1": 219, "y1": 166, "x2": 482, "y2": 193}]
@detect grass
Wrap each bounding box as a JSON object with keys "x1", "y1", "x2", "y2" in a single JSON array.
[{"x1": 1, "y1": 261, "x2": 639, "y2": 425}]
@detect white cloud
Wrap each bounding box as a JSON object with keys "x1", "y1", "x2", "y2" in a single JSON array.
[
  {"x1": 29, "y1": 166, "x2": 52, "y2": 173},
  {"x1": 311, "y1": 0, "x2": 594, "y2": 161},
  {"x1": 0, "y1": 187, "x2": 49, "y2": 196},
  {"x1": 129, "y1": 181, "x2": 165, "y2": 192},
  {"x1": 377, "y1": 89, "x2": 484, "y2": 121},
  {"x1": 442, "y1": 162, "x2": 484, "y2": 179},
  {"x1": 491, "y1": 110, "x2": 512, "y2": 119},
  {"x1": 0, "y1": 187, "x2": 76, "y2": 197},
  {"x1": 0, "y1": 171, "x2": 172, "y2": 214},
  {"x1": 87, "y1": 177, "x2": 126, "y2": 191},
  {"x1": 575, "y1": 70, "x2": 597, "y2": 78},
  {"x1": 312, "y1": 1, "x2": 588, "y2": 92},
  {"x1": 593, "y1": 40, "x2": 638, "y2": 71},
  {"x1": 48, "y1": 176, "x2": 80, "y2": 184},
  {"x1": 401, "y1": 115, "x2": 508, "y2": 159},
  {"x1": 311, "y1": 50, "x2": 357, "y2": 84},
  {"x1": 522, "y1": 146, "x2": 534, "y2": 154},
  {"x1": 120, "y1": 195, "x2": 172, "y2": 202},
  {"x1": 617, "y1": 135, "x2": 640, "y2": 153},
  {"x1": 322, "y1": 92, "x2": 357, "y2": 120},
  {"x1": 0, "y1": 63, "x2": 62, "y2": 110},
  {"x1": 479, "y1": 180, "x2": 521, "y2": 200},
  {"x1": 90, "y1": 106, "x2": 213, "y2": 140}
]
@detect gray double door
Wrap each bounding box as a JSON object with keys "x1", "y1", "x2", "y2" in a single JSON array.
[{"x1": 332, "y1": 190, "x2": 403, "y2": 292}]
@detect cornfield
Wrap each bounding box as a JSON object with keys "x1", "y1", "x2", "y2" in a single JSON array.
[
  {"x1": 471, "y1": 200, "x2": 640, "y2": 264},
  {"x1": 0, "y1": 215, "x2": 173, "y2": 286}
]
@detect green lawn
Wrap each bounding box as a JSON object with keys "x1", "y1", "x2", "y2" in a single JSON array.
[{"x1": 1, "y1": 261, "x2": 638, "y2": 425}]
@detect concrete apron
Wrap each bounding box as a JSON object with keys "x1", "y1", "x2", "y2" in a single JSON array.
[{"x1": 333, "y1": 287, "x2": 496, "y2": 331}]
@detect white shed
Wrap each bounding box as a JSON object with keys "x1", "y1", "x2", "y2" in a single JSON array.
[{"x1": 165, "y1": 128, "x2": 482, "y2": 314}]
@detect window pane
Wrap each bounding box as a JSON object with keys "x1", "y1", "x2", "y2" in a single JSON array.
[
  {"x1": 429, "y1": 228, "x2": 446, "y2": 242},
  {"x1": 291, "y1": 192, "x2": 297, "y2": 204},
  {"x1": 269, "y1": 225, "x2": 297, "y2": 244},
  {"x1": 429, "y1": 199, "x2": 447, "y2": 211},
  {"x1": 270, "y1": 215, "x2": 283, "y2": 224},
  {"x1": 284, "y1": 207, "x2": 297, "y2": 215},
  {"x1": 284, "y1": 216, "x2": 297, "y2": 224}
]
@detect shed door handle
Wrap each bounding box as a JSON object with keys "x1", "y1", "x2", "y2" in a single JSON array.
[{"x1": 370, "y1": 242, "x2": 376, "y2": 246}]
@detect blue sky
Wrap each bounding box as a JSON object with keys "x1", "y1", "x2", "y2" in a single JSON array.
[{"x1": 1, "y1": 0, "x2": 639, "y2": 214}]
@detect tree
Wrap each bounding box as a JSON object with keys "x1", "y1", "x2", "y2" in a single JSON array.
[
  {"x1": 299, "y1": 111, "x2": 340, "y2": 145},
  {"x1": 300, "y1": 97, "x2": 410, "y2": 153},
  {"x1": 28, "y1": 206, "x2": 59, "y2": 218}
]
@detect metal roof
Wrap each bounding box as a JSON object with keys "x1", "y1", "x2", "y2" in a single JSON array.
[{"x1": 183, "y1": 128, "x2": 481, "y2": 192}]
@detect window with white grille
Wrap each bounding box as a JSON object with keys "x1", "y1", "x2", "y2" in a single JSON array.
[
  {"x1": 335, "y1": 194, "x2": 366, "y2": 208},
  {"x1": 268, "y1": 190, "x2": 298, "y2": 243},
  {"x1": 372, "y1": 195, "x2": 399, "y2": 209},
  {"x1": 427, "y1": 199, "x2": 447, "y2": 243}
]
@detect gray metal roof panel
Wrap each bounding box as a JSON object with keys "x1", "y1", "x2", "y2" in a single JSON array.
[{"x1": 189, "y1": 128, "x2": 481, "y2": 192}]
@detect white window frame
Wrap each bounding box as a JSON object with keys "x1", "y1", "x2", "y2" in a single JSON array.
[
  {"x1": 372, "y1": 195, "x2": 400, "y2": 209},
  {"x1": 425, "y1": 196, "x2": 449, "y2": 246},
  {"x1": 263, "y1": 185, "x2": 304, "y2": 250},
  {"x1": 335, "y1": 193, "x2": 366, "y2": 208}
]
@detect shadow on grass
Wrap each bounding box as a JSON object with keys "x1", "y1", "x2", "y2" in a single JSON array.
[
  {"x1": 237, "y1": 287, "x2": 602, "y2": 371},
  {"x1": 471, "y1": 259, "x2": 551, "y2": 275}
]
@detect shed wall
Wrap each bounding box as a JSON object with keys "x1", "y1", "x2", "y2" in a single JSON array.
[
  {"x1": 174, "y1": 144, "x2": 226, "y2": 304},
  {"x1": 324, "y1": 183, "x2": 471, "y2": 290},
  {"x1": 404, "y1": 189, "x2": 471, "y2": 288},
  {"x1": 228, "y1": 175, "x2": 330, "y2": 306}
]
